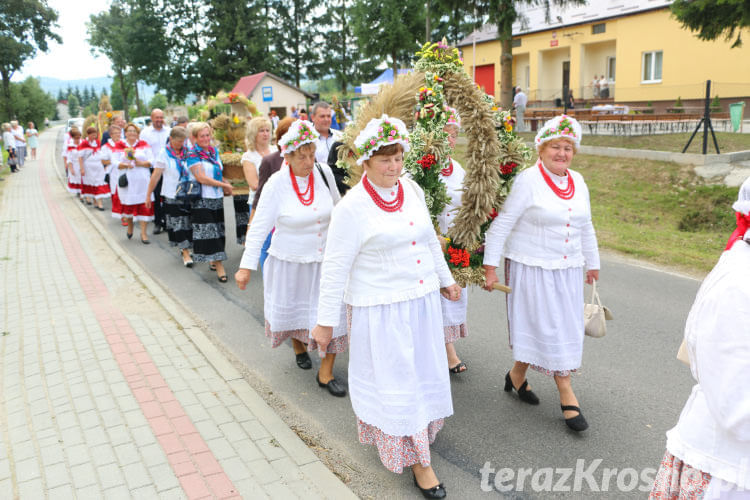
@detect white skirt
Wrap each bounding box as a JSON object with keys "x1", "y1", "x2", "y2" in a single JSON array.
[
  {"x1": 441, "y1": 286, "x2": 468, "y2": 343},
  {"x1": 262, "y1": 256, "x2": 347, "y2": 344},
  {"x1": 505, "y1": 259, "x2": 584, "y2": 373},
  {"x1": 348, "y1": 291, "x2": 453, "y2": 437}
]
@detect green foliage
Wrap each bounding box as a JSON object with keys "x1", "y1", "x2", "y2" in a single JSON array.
[
  {"x1": 351, "y1": 0, "x2": 425, "y2": 76},
  {"x1": 0, "y1": 0, "x2": 61, "y2": 118},
  {"x1": 0, "y1": 77, "x2": 56, "y2": 128},
  {"x1": 148, "y1": 93, "x2": 168, "y2": 110},
  {"x1": 271, "y1": 0, "x2": 327, "y2": 87},
  {"x1": 677, "y1": 185, "x2": 736, "y2": 232},
  {"x1": 711, "y1": 94, "x2": 721, "y2": 112},
  {"x1": 67, "y1": 94, "x2": 80, "y2": 117},
  {"x1": 671, "y1": 0, "x2": 749, "y2": 48}
]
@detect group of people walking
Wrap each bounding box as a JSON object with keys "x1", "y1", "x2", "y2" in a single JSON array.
[
  {"x1": 55, "y1": 102, "x2": 749, "y2": 499},
  {"x1": 2, "y1": 120, "x2": 38, "y2": 174}
]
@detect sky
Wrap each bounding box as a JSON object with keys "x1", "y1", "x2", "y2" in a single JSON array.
[{"x1": 13, "y1": 0, "x2": 113, "y2": 81}]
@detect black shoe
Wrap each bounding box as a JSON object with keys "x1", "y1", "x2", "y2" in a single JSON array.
[
  {"x1": 413, "y1": 472, "x2": 447, "y2": 499},
  {"x1": 316, "y1": 373, "x2": 347, "y2": 397},
  {"x1": 561, "y1": 405, "x2": 589, "y2": 432},
  {"x1": 153, "y1": 225, "x2": 163, "y2": 235},
  {"x1": 295, "y1": 352, "x2": 312, "y2": 370},
  {"x1": 141, "y1": 238, "x2": 150, "y2": 244},
  {"x1": 127, "y1": 231, "x2": 133, "y2": 239},
  {"x1": 504, "y1": 371, "x2": 540, "y2": 405}
]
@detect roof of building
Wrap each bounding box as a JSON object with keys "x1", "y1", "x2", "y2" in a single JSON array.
[
  {"x1": 225, "y1": 72, "x2": 315, "y2": 103},
  {"x1": 457, "y1": 0, "x2": 672, "y2": 47}
]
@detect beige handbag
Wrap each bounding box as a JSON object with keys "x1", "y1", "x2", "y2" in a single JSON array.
[{"x1": 584, "y1": 280, "x2": 613, "y2": 338}]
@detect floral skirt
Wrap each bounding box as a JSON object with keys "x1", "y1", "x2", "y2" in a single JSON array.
[
  {"x1": 190, "y1": 197, "x2": 226, "y2": 262},
  {"x1": 164, "y1": 197, "x2": 192, "y2": 249},
  {"x1": 358, "y1": 418, "x2": 444, "y2": 474},
  {"x1": 233, "y1": 195, "x2": 250, "y2": 244},
  {"x1": 650, "y1": 451, "x2": 712, "y2": 499},
  {"x1": 441, "y1": 286, "x2": 468, "y2": 344}
]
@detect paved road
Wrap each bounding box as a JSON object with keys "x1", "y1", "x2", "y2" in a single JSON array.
[{"x1": 56, "y1": 131, "x2": 702, "y2": 498}]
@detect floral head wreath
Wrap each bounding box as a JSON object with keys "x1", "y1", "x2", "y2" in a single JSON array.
[
  {"x1": 444, "y1": 105, "x2": 461, "y2": 128},
  {"x1": 279, "y1": 120, "x2": 319, "y2": 157},
  {"x1": 354, "y1": 114, "x2": 410, "y2": 166},
  {"x1": 535, "y1": 114, "x2": 582, "y2": 151}
]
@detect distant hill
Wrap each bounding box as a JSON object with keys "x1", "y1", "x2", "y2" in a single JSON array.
[{"x1": 36, "y1": 76, "x2": 157, "y2": 102}]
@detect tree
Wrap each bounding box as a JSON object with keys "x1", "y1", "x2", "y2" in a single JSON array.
[
  {"x1": 271, "y1": 0, "x2": 326, "y2": 87},
  {"x1": 0, "y1": 0, "x2": 61, "y2": 119},
  {"x1": 109, "y1": 73, "x2": 132, "y2": 111},
  {"x1": 351, "y1": 0, "x2": 425, "y2": 76},
  {"x1": 322, "y1": 0, "x2": 380, "y2": 94},
  {"x1": 82, "y1": 86, "x2": 92, "y2": 107},
  {"x1": 148, "y1": 93, "x2": 168, "y2": 110},
  {"x1": 56, "y1": 88, "x2": 65, "y2": 101},
  {"x1": 432, "y1": 0, "x2": 487, "y2": 45},
  {"x1": 0, "y1": 77, "x2": 56, "y2": 127},
  {"x1": 67, "y1": 94, "x2": 80, "y2": 117},
  {"x1": 486, "y1": 0, "x2": 585, "y2": 109},
  {"x1": 671, "y1": 0, "x2": 749, "y2": 48},
  {"x1": 198, "y1": 0, "x2": 276, "y2": 94}
]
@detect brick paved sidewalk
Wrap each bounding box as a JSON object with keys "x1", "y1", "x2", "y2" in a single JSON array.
[{"x1": 0, "y1": 131, "x2": 356, "y2": 499}]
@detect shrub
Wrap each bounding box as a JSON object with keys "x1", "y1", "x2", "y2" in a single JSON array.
[{"x1": 677, "y1": 185, "x2": 736, "y2": 232}]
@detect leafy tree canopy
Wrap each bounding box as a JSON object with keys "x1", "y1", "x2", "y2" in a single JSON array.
[{"x1": 671, "y1": 0, "x2": 750, "y2": 48}]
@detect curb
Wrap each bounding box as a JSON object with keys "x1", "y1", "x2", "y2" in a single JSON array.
[{"x1": 49, "y1": 130, "x2": 357, "y2": 499}]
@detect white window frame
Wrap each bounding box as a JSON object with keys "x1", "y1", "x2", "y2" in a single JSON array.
[
  {"x1": 641, "y1": 50, "x2": 662, "y2": 84},
  {"x1": 607, "y1": 56, "x2": 616, "y2": 83}
]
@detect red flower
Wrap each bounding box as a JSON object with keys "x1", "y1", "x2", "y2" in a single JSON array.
[
  {"x1": 417, "y1": 154, "x2": 437, "y2": 170},
  {"x1": 447, "y1": 246, "x2": 471, "y2": 267},
  {"x1": 488, "y1": 208, "x2": 499, "y2": 220},
  {"x1": 500, "y1": 162, "x2": 517, "y2": 175}
]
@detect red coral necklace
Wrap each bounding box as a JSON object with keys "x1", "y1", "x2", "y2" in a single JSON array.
[
  {"x1": 289, "y1": 167, "x2": 314, "y2": 206},
  {"x1": 538, "y1": 161, "x2": 575, "y2": 200},
  {"x1": 362, "y1": 175, "x2": 404, "y2": 212}
]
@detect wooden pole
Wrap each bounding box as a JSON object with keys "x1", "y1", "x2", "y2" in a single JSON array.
[{"x1": 492, "y1": 283, "x2": 512, "y2": 293}]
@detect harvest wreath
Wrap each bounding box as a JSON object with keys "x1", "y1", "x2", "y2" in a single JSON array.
[{"x1": 336, "y1": 40, "x2": 532, "y2": 288}]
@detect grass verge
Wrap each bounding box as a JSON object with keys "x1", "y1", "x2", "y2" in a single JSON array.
[
  {"x1": 453, "y1": 145, "x2": 736, "y2": 274},
  {"x1": 517, "y1": 131, "x2": 750, "y2": 154}
]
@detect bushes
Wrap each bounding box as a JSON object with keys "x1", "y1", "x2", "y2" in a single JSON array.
[{"x1": 677, "y1": 185, "x2": 736, "y2": 232}]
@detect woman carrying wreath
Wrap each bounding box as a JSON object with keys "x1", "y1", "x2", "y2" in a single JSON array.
[
  {"x1": 439, "y1": 106, "x2": 470, "y2": 374},
  {"x1": 312, "y1": 115, "x2": 461, "y2": 498},
  {"x1": 235, "y1": 120, "x2": 348, "y2": 397},
  {"x1": 483, "y1": 115, "x2": 600, "y2": 432}
]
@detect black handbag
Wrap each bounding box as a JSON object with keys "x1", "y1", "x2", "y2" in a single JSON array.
[
  {"x1": 104, "y1": 173, "x2": 110, "y2": 184},
  {"x1": 175, "y1": 179, "x2": 201, "y2": 202},
  {"x1": 118, "y1": 173, "x2": 128, "y2": 188}
]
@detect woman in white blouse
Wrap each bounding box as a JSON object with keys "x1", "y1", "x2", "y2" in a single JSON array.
[
  {"x1": 235, "y1": 120, "x2": 347, "y2": 397},
  {"x1": 145, "y1": 127, "x2": 194, "y2": 267},
  {"x1": 312, "y1": 115, "x2": 461, "y2": 498},
  {"x1": 116, "y1": 123, "x2": 155, "y2": 243},
  {"x1": 439, "y1": 106, "x2": 470, "y2": 374},
  {"x1": 78, "y1": 126, "x2": 111, "y2": 210},
  {"x1": 234, "y1": 116, "x2": 277, "y2": 244},
  {"x1": 483, "y1": 115, "x2": 600, "y2": 433},
  {"x1": 650, "y1": 179, "x2": 750, "y2": 499}
]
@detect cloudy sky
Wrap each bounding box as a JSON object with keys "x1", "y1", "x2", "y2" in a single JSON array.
[{"x1": 14, "y1": 0, "x2": 113, "y2": 81}]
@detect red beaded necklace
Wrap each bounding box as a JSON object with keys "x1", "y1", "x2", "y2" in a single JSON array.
[
  {"x1": 538, "y1": 161, "x2": 575, "y2": 200},
  {"x1": 289, "y1": 166, "x2": 314, "y2": 206},
  {"x1": 362, "y1": 175, "x2": 404, "y2": 212},
  {"x1": 440, "y1": 158, "x2": 453, "y2": 177}
]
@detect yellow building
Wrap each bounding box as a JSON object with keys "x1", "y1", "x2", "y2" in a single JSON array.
[{"x1": 458, "y1": 2, "x2": 750, "y2": 110}]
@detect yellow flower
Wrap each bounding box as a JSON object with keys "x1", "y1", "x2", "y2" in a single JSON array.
[
  {"x1": 233, "y1": 116, "x2": 240, "y2": 124},
  {"x1": 491, "y1": 106, "x2": 498, "y2": 111},
  {"x1": 504, "y1": 124, "x2": 513, "y2": 132},
  {"x1": 433, "y1": 75, "x2": 439, "y2": 81},
  {"x1": 427, "y1": 87, "x2": 433, "y2": 92}
]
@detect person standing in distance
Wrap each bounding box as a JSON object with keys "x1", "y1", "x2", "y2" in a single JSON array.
[{"x1": 140, "y1": 109, "x2": 171, "y2": 234}]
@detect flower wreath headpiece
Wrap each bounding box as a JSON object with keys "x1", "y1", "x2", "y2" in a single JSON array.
[
  {"x1": 535, "y1": 114, "x2": 582, "y2": 151},
  {"x1": 444, "y1": 105, "x2": 461, "y2": 128},
  {"x1": 354, "y1": 114, "x2": 410, "y2": 166},
  {"x1": 279, "y1": 120, "x2": 319, "y2": 157}
]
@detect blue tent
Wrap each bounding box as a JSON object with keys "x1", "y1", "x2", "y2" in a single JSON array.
[{"x1": 356, "y1": 68, "x2": 412, "y2": 94}]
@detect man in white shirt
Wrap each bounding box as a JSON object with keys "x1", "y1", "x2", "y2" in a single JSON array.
[
  {"x1": 513, "y1": 87, "x2": 528, "y2": 132},
  {"x1": 310, "y1": 102, "x2": 342, "y2": 164},
  {"x1": 11, "y1": 121, "x2": 26, "y2": 167},
  {"x1": 140, "y1": 109, "x2": 171, "y2": 233},
  {"x1": 599, "y1": 76, "x2": 609, "y2": 99}
]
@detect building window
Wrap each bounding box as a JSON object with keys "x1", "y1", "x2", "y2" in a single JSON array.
[
  {"x1": 512, "y1": 38, "x2": 521, "y2": 48},
  {"x1": 607, "y1": 56, "x2": 616, "y2": 82},
  {"x1": 642, "y1": 51, "x2": 663, "y2": 83},
  {"x1": 592, "y1": 23, "x2": 606, "y2": 34}
]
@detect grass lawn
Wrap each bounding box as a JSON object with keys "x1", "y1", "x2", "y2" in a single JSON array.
[
  {"x1": 453, "y1": 144, "x2": 736, "y2": 274},
  {"x1": 516, "y1": 131, "x2": 750, "y2": 154}
]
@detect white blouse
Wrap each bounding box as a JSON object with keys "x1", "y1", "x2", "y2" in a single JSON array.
[
  {"x1": 483, "y1": 162, "x2": 600, "y2": 270},
  {"x1": 666, "y1": 242, "x2": 750, "y2": 487},
  {"x1": 154, "y1": 149, "x2": 193, "y2": 199},
  {"x1": 317, "y1": 177, "x2": 456, "y2": 327},
  {"x1": 239, "y1": 162, "x2": 340, "y2": 270},
  {"x1": 241, "y1": 145, "x2": 278, "y2": 203},
  {"x1": 117, "y1": 142, "x2": 154, "y2": 205},
  {"x1": 437, "y1": 158, "x2": 466, "y2": 235}
]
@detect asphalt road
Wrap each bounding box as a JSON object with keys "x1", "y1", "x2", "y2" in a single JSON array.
[{"x1": 53, "y1": 130, "x2": 702, "y2": 499}]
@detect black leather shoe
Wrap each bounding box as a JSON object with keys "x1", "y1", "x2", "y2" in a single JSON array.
[
  {"x1": 295, "y1": 352, "x2": 312, "y2": 370},
  {"x1": 153, "y1": 225, "x2": 163, "y2": 235},
  {"x1": 504, "y1": 371, "x2": 540, "y2": 405},
  {"x1": 316, "y1": 373, "x2": 347, "y2": 397},
  {"x1": 561, "y1": 405, "x2": 589, "y2": 432},
  {"x1": 413, "y1": 472, "x2": 447, "y2": 499}
]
